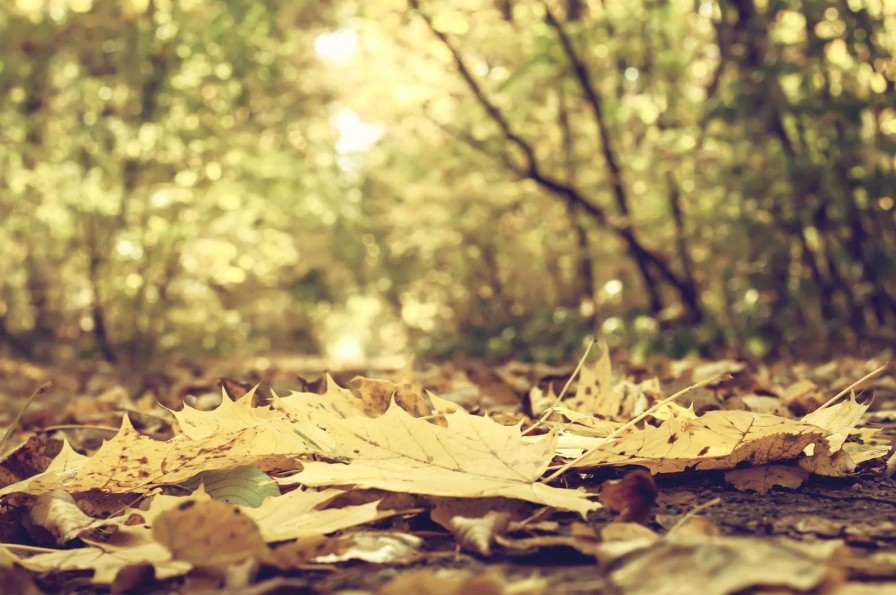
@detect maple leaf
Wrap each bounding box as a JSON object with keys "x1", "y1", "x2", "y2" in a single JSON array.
[
  {"x1": 568, "y1": 409, "x2": 829, "y2": 474},
  {"x1": 567, "y1": 343, "x2": 617, "y2": 416},
  {"x1": 281, "y1": 403, "x2": 598, "y2": 516},
  {"x1": 273, "y1": 376, "x2": 370, "y2": 421},
  {"x1": 0, "y1": 412, "x2": 318, "y2": 496},
  {"x1": 0, "y1": 439, "x2": 88, "y2": 497},
  {"x1": 560, "y1": 396, "x2": 877, "y2": 476},
  {"x1": 167, "y1": 387, "x2": 271, "y2": 439}
]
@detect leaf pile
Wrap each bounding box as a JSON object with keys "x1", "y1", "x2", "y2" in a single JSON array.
[{"x1": 0, "y1": 351, "x2": 894, "y2": 593}]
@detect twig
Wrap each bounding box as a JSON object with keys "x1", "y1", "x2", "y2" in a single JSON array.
[
  {"x1": 0, "y1": 542, "x2": 58, "y2": 554},
  {"x1": 522, "y1": 337, "x2": 596, "y2": 436},
  {"x1": 541, "y1": 375, "x2": 728, "y2": 483},
  {"x1": 0, "y1": 381, "x2": 51, "y2": 455},
  {"x1": 813, "y1": 362, "x2": 890, "y2": 412},
  {"x1": 42, "y1": 424, "x2": 119, "y2": 434},
  {"x1": 668, "y1": 497, "x2": 721, "y2": 536}
]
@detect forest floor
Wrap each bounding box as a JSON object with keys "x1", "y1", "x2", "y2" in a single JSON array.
[{"x1": 0, "y1": 349, "x2": 894, "y2": 594}]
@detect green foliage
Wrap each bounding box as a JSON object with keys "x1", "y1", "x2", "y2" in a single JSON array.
[{"x1": 1, "y1": 0, "x2": 894, "y2": 364}]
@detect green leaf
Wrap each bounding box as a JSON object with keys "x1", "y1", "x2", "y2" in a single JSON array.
[{"x1": 181, "y1": 466, "x2": 279, "y2": 508}]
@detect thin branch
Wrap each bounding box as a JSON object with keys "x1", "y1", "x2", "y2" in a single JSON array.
[
  {"x1": 408, "y1": 0, "x2": 611, "y2": 227},
  {"x1": 408, "y1": 0, "x2": 702, "y2": 319},
  {"x1": 542, "y1": 374, "x2": 728, "y2": 483},
  {"x1": 425, "y1": 112, "x2": 519, "y2": 173},
  {"x1": 542, "y1": 2, "x2": 630, "y2": 219},
  {"x1": 408, "y1": 0, "x2": 537, "y2": 173},
  {"x1": 0, "y1": 382, "x2": 51, "y2": 455}
]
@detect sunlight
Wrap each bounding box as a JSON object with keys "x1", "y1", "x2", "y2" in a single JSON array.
[
  {"x1": 313, "y1": 28, "x2": 357, "y2": 62},
  {"x1": 329, "y1": 334, "x2": 365, "y2": 366},
  {"x1": 331, "y1": 107, "x2": 384, "y2": 155}
]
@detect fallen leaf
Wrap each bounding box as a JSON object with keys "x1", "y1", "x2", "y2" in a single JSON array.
[
  {"x1": 378, "y1": 568, "x2": 540, "y2": 595},
  {"x1": 9, "y1": 542, "x2": 191, "y2": 585},
  {"x1": 691, "y1": 360, "x2": 746, "y2": 384},
  {"x1": 607, "y1": 534, "x2": 845, "y2": 595},
  {"x1": 1, "y1": 413, "x2": 317, "y2": 496},
  {"x1": 28, "y1": 488, "x2": 95, "y2": 546},
  {"x1": 264, "y1": 536, "x2": 351, "y2": 568},
  {"x1": 724, "y1": 465, "x2": 809, "y2": 494},
  {"x1": 430, "y1": 499, "x2": 516, "y2": 556},
  {"x1": 599, "y1": 469, "x2": 658, "y2": 522},
  {"x1": 0, "y1": 566, "x2": 42, "y2": 595},
  {"x1": 282, "y1": 403, "x2": 598, "y2": 516},
  {"x1": 781, "y1": 379, "x2": 826, "y2": 415},
  {"x1": 570, "y1": 409, "x2": 830, "y2": 473},
  {"x1": 245, "y1": 488, "x2": 383, "y2": 542},
  {"x1": 0, "y1": 436, "x2": 52, "y2": 488},
  {"x1": 179, "y1": 466, "x2": 279, "y2": 507},
  {"x1": 153, "y1": 499, "x2": 269, "y2": 566},
  {"x1": 135, "y1": 486, "x2": 383, "y2": 544},
  {"x1": 0, "y1": 439, "x2": 88, "y2": 497},
  {"x1": 313, "y1": 531, "x2": 422, "y2": 563},
  {"x1": 350, "y1": 377, "x2": 433, "y2": 418},
  {"x1": 567, "y1": 344, "x2": 618, "y2": 417}
]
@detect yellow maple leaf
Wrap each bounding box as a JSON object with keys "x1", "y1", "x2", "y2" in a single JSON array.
[
  {"x1": 282, "y1": 403, "x2": 598, "y2": 516},
  {"x1": 1, "y1": 413, "x2": 319, "y2": 495},
  {"x1": 569, "y1": 409, "x2": 829, "y2": 474}
]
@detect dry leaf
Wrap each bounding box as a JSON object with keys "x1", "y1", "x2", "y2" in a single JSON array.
[
  {"x1": 9, "y1": 542, "x2": 191, "y2": 585},
  {"x1": 274, "y1": 375, "x2": 369, "y2": 420},
  {"x1": 1, "y1": 411, "x2": 318, "y2": 496},
  {"x1": 245, "y1": 488, "x2": 383, "y2": 542},
  {"x1": 0, "y1": 436, "x2": 51, "y2": 488},
  {"x1": 153, "y1": 499, "x2": 269, "y2": 566},
  {"x1": 135, "y1": 486, "x2": 382, "y2": 544},
  {"x1": 608, "y1": 534, "x2": 845, "y2": 595},
  {"x1": 350, "y1": 377, "x2": 433, "y2": 418},
  {"x1": 599, "y1": 469, "x2": 658, "y2": 522},
  {"x1": 28, "y1": 488, "x2": 94, "y2": 546},
  {"x1": 284, "y1": 404, "x2": 598, "y2": 515},
  {"x1": 313, "y1": 531, "x2": 422, "y2": 563},
  {"x1": 378, "y1": 568, "x2": 512, "y2": 595},
  {"x1": 691, "y1": 360, "x2": 746, "y2": 384},
  {"x1": 569, "y1": 403, "x2": 858, "y2": 474},
  {"x1": 265, "y1": 536, "x2": 351, "y2": 568},
  {"x1": 0, "y1": 566, "x2": 43, "y2": 595},
  {"x1": 567, "y1": 344, "x2": 619, "y2": 417},
  {"x1": 430, "y1": 499, "x2": 515, "y2": 556},
  {"x1": 724, "y1": 465, "x2": 809, "y2": 495},
  {"x1": 782, "y1": 379, "x2": 826, "y2": 415}
]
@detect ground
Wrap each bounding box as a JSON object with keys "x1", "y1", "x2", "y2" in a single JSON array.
[{"x1": 0, "y1": 351, "x2": 893, "y2": 594}]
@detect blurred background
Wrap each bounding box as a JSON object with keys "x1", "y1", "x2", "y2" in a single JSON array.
[{"x1": 1, "y1": 0, "x2": 895, "y2": 367}]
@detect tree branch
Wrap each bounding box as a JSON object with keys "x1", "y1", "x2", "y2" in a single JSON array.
[
  {"x1": 408, "y1": 0, "x2": 610, "y2": 226},
  {"x1": 542, "y1": 2, "x2": 629, "y2": 218},
  {"x1": 408, "y1": 0, "x2": 702, "y2": 320}
]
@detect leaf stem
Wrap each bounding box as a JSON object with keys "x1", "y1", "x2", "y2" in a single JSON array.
[
  {"x1": 522, "y1": 337, "x2": 596, "y2": 436},
  {"x1": 41, "y1": 424, "x2": 120, "y2": 433},
  {"x1": 0, "y1": 381, "x2": 51, "y2": 455},
  {"x1": 540, "y1": 375, "x2": 728, "y2": 483},
  {"x1": 813, "y1": 362, "x2": 890, "y2": 413},
  {"x1": 668, "y1": 497, "x2": 721, "y2": 536}
]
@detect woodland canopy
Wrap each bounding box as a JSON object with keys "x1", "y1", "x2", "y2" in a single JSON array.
[{"x1": 1, "y1": 0, "x2": 894, "y2": 364}]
